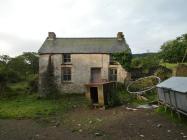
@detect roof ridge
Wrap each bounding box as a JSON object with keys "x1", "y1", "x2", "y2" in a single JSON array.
[{"x1": 55, "y1": 37, "x2": 116, "y2": 39}]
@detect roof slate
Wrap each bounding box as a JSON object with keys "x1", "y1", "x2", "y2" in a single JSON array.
[
  {"x1": 156, "y1": 77, "x2": 187, "y2": 93},
  {"x1": 38, "y1": 38, "x2": 129, "y2": 54}
]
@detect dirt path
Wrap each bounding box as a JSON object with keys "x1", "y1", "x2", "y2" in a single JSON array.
[{"x1": 0, "y1": 106, "x2": 187, "y2": 140}]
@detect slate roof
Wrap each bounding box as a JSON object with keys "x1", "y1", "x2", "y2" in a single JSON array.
[
  {"x1": 156, "y1": 77, "x2": 187, "y2": 93},
  {"x1": 38, "y1": 38, "x2": 129, "y2": 54}
]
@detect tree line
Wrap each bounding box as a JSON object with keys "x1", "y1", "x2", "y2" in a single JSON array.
[{"x1": 0, "y1": 52, "x2": 39, "y2": 95}]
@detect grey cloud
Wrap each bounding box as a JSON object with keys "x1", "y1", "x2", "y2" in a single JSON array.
[
  {"x1": 0, "y1": 33, "x2": 41, "y2": 56},
  {"x1": 0, "y1": 0, "x2": 187, "y2": 55}
]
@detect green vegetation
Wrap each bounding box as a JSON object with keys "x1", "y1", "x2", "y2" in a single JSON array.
[
  {"x1": 110, "y1": 83, "x2": 157, "y2": 107},
  {"x1": 0, "y1": 93, "x2": 89, "y2": 119},
  {"x1": 0, "y1": 52, "x2": 38, "y2": 96},
  {"x1": 156, "y1": 106, "x2": 187, "y2": 125},
  {"x1": 117, "y1": 90, "x2": 157, "y2": 106},
  {"x1": 112, "y1": 48, "x2": 132, "y2": 71},
  {"x1": 128, "y1": 76, "x2": 158, "y2": 92},
  {"x1": 174, "y1": 63, "x2": 187, "y2": 76},
  {"x1": 0, "y1": 81, "x2": 89, "y2": 119},
  {"x1": 160, "y1": 33, "x2": 187, "y2": 63},
  {"x1": 154, "y1": 67, "x2": 172, "y2": 80},
  {"x1": 160, "y1": 62, "x2": 179, "y2": 69},
  {"x1": 132, "y1": 53, "x2": 160, "y2": 71}
]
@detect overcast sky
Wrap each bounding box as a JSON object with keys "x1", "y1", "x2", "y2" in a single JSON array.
[{"x1": 0, "y1": 0, "x2": 187, "y2": 56}]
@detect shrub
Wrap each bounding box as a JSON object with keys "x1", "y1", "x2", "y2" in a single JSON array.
[
  {"x1": 107, "y1": 83, "x2": 134, "y2": 106},
  {"x1": 174, "y1": 64, "x2": 187, "y2": 76},
  {"x1": 6, "y1": 69, "x2": 22, "y2": 83},
  {"x1": 154, "y1": 67, "x2": 172, "y2": 80},
  {"x1": 28, "y1": 74, "x2": 38, "y2": 93},
  {"x1": 128, "y1": 76, "x2": 158, "y2": 92}
]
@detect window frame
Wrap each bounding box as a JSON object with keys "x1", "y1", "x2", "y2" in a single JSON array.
[
  {"x1": 62, "y1": 67, "x2": 71, "y2": 82},
  {"x1": 63, "y1": 54, "x2": 71, "y2": 63},
  {"x1": 109, "y1": 68, "x2": 117, "y2": 81}
]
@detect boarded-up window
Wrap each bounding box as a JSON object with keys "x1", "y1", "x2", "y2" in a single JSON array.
[
  {"x1": 109, "y1": 68, "x2": 117, "y2": 81},
  {"x1": 62, "y1": 67, "x2": 71, "y2": 81},
  {"x1": 63, "y1": 54, "x2": 71, "y2": 63}
]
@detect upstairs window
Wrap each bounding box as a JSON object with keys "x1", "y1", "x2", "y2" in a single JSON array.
[
  {"x1": 63, "y1": 54, "x2": 71, "y2": 63},
  {"x1": 109, "y1": 54, "x2": 117, "y2": 65},
  {"x1": 109, "y1": 68, "x2": 117, "y2": 81},
  {"x1": 62, "y1": 67, "x2": 71, "y2": 82}
]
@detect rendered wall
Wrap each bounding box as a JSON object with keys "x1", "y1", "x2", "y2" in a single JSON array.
[{"x1": 39, "y1": 54, "x2": 129, "y2": 94}]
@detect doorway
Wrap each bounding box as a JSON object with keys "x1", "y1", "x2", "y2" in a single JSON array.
[
  {"x1": 91, "y1": 68, "x2": 101, "y2": 83},
  {"x1": 90, "y1": 87, "x2": 98, "y2": 104}
]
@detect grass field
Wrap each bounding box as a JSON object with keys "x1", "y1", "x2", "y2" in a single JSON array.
[
  {"x1": 160, "y1": 62, "x2": 187, "y2": 69},
  {"x1": 0, "y1": 94, "x2": 89, "y2": 119},
  {"x1": 0, "y1": 81, "x2": 89, "y2": 119},
  {"x1": 160, "y1": 63, "x2": 178, "y2": 69}
]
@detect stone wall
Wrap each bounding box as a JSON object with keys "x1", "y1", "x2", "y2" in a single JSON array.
[{"x1": 39, "y1": 54, "x2": 129, "y2": 94}]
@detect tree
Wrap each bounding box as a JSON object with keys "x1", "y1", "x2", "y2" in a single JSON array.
[
  {"x1": 7, "y1": 56, "x2": 29, "y2": 80},
  {"x1": 160, "y1": 33, "x2": 187, "y2": 63},
  {"x1": 0, "y1": 55, "x2": 11, "y2": 65},
  {"x1": 6, "y1": 52, "x2": 39, "y2": 80},
  {"x1": 22, "y1": 52, "x2": 39, "y2": 74}
]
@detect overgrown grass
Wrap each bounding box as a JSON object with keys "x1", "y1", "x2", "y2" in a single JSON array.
[
  {"x1": 117, "y1": 89, "x2": 157, "y2": 106},
  {"x1": 0, "y1": 82, "x2": 89, "y2": 119},
  {"x1": 156, "y1": 106, "x2": 187, "y2": 125},
  {"x1": 0, "y1": 94, "x2": 89, "y2": 119}
]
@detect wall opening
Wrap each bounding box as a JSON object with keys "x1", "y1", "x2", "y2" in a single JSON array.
[
  {"x1": 91, "y1": 68, "x2": 101, "y2": 83},
  {"x1": 90, "y1": 87, "x2": 98, "y2": 104}
]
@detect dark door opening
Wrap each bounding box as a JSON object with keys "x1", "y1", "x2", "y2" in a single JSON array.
[{"x1": 90, "y1": 87, "x2": 98, "y2": 104}]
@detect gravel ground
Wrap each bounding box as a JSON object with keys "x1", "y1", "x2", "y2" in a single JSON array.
[{"x1": 0, "y1": 106, "x2": 187, "y2": 140}]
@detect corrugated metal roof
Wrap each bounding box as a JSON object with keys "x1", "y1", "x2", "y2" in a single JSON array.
[
  {"x1": 38, "y1": 38, "x2": 129, "y2": 54},
  {"x1": 156, "y1": 77, "x2": 187, "y2": 93}
]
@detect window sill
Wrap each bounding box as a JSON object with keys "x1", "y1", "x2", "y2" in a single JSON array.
[
  {"x1": 61, "y1": 81, "x2": 72, "y2": 84},
  {"x1": 62, "y1": 63, "x2": 72, "y2": 65}
]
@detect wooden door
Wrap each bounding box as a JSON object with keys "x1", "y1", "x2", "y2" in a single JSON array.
[{"x1": 91, "y1": 68, "x2": 101, "y2": 83}]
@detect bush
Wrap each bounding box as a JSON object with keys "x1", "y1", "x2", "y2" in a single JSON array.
[
  {"x1": 128, "y1": 76, "x2": 158, "y2": 92},
  {"x1": 6, "y1": 69, "x2": 22, "y2": 83},
  {"x1": 28, "y1": 74, "x2": 38, "y2": 93},
  {"x1": 107, "y1": 83, "x2": 134, "y2": 106},
  {"x1": 174, "y1": 64, "x2": 187, "y2": 76},
  {"x1": 154, "y1": 67, "x2": 172, "y2": 80}
]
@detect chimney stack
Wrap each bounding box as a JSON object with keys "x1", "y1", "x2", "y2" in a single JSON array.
[
  {"x1": 117, "y1": 32, "x2": 124, "y2": 41},
  {"x1": 48, "y1": 32, "x2": 56, "y2": 40}
]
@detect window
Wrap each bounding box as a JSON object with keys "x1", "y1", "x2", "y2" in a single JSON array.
[
  {"x1": 63, "y1": 54, "x2": 71, "y2": 63},
  {"x1": 62, "y1": 67, "x2": 71, "y2": 81},
  {"x1": 109, "y1": 68, "x2": 117, "y2": 81},
  {"x1": 109, "y1": 54, "x2": 117, "y2": 65}
]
